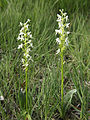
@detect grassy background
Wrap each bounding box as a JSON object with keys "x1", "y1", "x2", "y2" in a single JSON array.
[{"x1": 0, "y1": 0, "x2": 90, "y2": 119}]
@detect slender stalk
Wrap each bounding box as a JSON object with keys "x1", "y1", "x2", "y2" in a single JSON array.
[
  {"x1": 61, "y1": 51, "x2": 64, "y2": 114},
  {"x1": 25, "y1": 68, "x2": 28, "y2": 112},
  {"x1": 45, "y1": 113, "x2": 47, "y2": 120},
  {"x1": 25, "y1": 32, "x2": 28, "y2": 112}
]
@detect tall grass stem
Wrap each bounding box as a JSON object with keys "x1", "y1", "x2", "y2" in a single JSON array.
[
  {"x1": 25, "y1": 68, "x2": 28, "y2": 112},
  {"x1": 61, "y1": 52, "x2": 64, "y2": 115}
]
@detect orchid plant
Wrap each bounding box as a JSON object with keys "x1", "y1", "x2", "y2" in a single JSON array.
[
  {"x1": 17, "y1": 19, "x2": 33, "y2": 119},
  {"x1": 55, "y1": 9, "x2": 76, "y2": 118}
]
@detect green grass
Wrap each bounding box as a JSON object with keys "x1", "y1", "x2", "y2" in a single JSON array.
[{"x1": 0, "y1": 0, "x2": 90, "y2": 120}]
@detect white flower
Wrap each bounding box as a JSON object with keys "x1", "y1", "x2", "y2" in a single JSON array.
[
  {"x1": 30, "y1": 43, "x2": 33, "y2": 48},
  {"x1": 63, "y1": 12, "x2": 67, "y2": 16},
  {"x1": 30, "y1": 34, "x2": 32, "y2": 38},
  {"x1": 23, "y1": 63, "x2": 29, "y2": 67},
  {"x1": 27, "y1": 32, "x2": 31, "y2": 36},
  {"x1": 17, "y1": 36, "x2": 24, "y2": 41},
  {"x1": 20, "y1": 36, "x2": 24, "y2": 41},
  {"x1": 58, "y1": 22, "x2": 63, "y2": 28},
  {"x1": 60, "y1": 9, "x2": 64, "y2": 13},
  {"x1": 65, "y1": 37, "x2": 69, "y2": 46},
  {"x1": 55, "y1": 29, "x2": 59, "y2": 34},
  {"x1": 20, "y1": 27, "x2": 24, "y2": 32},
  {"x1": 26, "y1": 63, "x2": 29, "y2": 67},
  {"x1": 19, "y1": 32, "x2": 24, "y2": 36},
  {"x1": 26, "y1": 54, "x2": 30, "y2": 58},
  {"x1": 66, "y1": 23, "x2": 70, "y2": 28},
  {"x1": 18, "y1": 43, "x2": 23, "y2": 49},
  {"x1": 67, "y1": 31, "x2": 70, "y2": 34},
  {"x1": 20, "y1": 22, "x2": 23, "y2": 26},
  {"x1": 17, "y1": 36, "x2": 21, "y2": 40},
  {"x1": 28, "y1": 40, "x2": 31, "y2": 43},
  {"x1": 57, "y1": 14, "x2": 61, "y2": 19},
  {"x1": 24, "y1": 24, "x2": 29, "y2": 29},
  {"x1": 27, "y1": 19, "x2": 30, "y2": 22},
  {"x1": 24, "y1": 53, "x2": 29, "y2": 58},
  {"x1": 55, "y1": 29, "x2": 62, "y2": 34},
  {"x1": 56, "y1": 38, "x2": 61, "y2": 44},
  {"x1": 25, "y1": 19, "x2": 30, "y2": 24},
  {"x1": 57, "y1": 19, "x2": 61, "y2": 22},
  {"x1": 56, "y1": 49, "x2": 60, "y2": 54},
  {"x1": 59, "y1": 29, "x2": 62, "y2": 34},
  {"x1": 66, "y1": 16, "x2": 68, "y2": 21},
  {"x1": 26, "y1": 48, "x2": 30, "y2": 52},
  {"x1": 0, "y1": 96, "x2": 4, "y2": 101},
  {"x1": 57, "y1": 14, "x2": 62, "y2": 22}
]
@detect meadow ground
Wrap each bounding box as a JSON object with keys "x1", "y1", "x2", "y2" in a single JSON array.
[{"x1": 0, "y1": 0, "x2": 90, "y2": 120}]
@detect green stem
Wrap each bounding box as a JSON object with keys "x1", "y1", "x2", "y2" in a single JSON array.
[
  {"x1": 61, "y1": 51, "x2": 64, "y2": 115},
  {"x1": 24, "y1": 30, "x2": 28, "y2": 112},
  {"x1": 25, "y1": 68, "x2": 28, "y2": 112}
]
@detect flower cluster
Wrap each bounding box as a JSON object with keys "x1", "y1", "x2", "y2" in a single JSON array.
[
  {"x1": 17, "y1": 19, "x2": 33, "y2": 70},
  {"x1": 55, "y1": 9, "x2": 70, "y2": 54}
]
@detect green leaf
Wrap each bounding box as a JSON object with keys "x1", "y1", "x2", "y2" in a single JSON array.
[
  {"x1": 56, "y1": 104, "x2": 62, "y2": 117},
  {"x1": 63, "y1": 89, "x2": 77, "y2": 115}
]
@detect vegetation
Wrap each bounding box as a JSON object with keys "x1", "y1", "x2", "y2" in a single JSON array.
[{"x1": 0, "y1": 0, "x2": 90, "y2": 119}]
